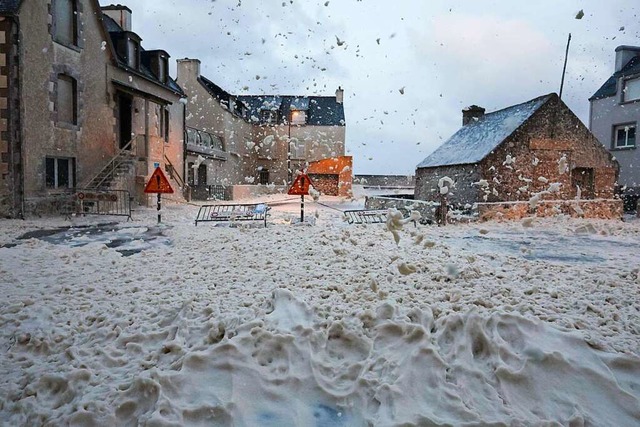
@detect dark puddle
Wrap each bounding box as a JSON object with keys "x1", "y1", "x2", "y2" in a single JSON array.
[{"x1": 3, "y1": 222, "x2": 171, "y2": 256}]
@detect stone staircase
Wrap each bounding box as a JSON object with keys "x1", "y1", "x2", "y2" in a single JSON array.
[{"x1": 85, "y1": 152, "x2": 136, "y2": 190}]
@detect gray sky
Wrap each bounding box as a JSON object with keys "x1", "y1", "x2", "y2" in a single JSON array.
[{"x1": 101, "y1": 0, "x2": 639, "y2": 175}]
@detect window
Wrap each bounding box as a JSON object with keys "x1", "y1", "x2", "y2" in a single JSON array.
[
  {"x1": 53, "y1": 0, "x2": 78, "y2": 46},
  {"x1": 45, "y1": 157, "x2": 75, "y2": 189},
  {"x1": 160, "y1": 107, "x2": 169, "y2": 141},
  {"x1": 623, "y1": 77, "x2": 640, "y2": 103},
  {"x1": 614, "y1": 124, "x2": 636, "y2": 148},
  {"x1": 57, "y1": 74, "x2": 77, "y2": 125},
  {"x1": 127, "y1": 38, "x2": 140, "y2": 69},
  {"x1": 290, "y1": 138, "x2": 306, "y2": 159},
  {"x1": 186, "y1": 128, "x2": 200, "y2": 146},
  {"x1": 290, "y1": 110, "x2": 306, "y2": 125},
  {"x1": 260, "y1": 110, "x2": 279, "y2": 125},
  {"x1": 158, "y1": 56, "x2": 168, "y2": 83}
]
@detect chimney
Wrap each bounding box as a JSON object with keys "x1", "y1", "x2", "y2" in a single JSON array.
[
  {"x1": 462, "y1": 105, "x2": 485, "y2": 126},
  {"x1": 614, "y1": 45, "x2": 640, "y2": 72},
  {"x1": 176, "y1": 58, "x2": 201, "y2": 84},
  {"x1": 335, "y1": 86, "x2": 344, "y2": 104},
  {"x1": 102, "y1": 5, "x2": 132, "y2": 31}
]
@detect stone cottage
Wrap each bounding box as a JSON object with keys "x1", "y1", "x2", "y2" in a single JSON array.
[{"x1": 415, "y1": 93, "x2": 621, "y2": 219}]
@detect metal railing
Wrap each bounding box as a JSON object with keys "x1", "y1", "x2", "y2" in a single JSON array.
[
  {"x1": 82, "y1": 136, "x2": 143, "y2": 190},
  {"x1": 164, "y1": 155, "x2": 185, "y2": 189},
  {"x1": 72, "y1": 189, "x2": 132, "y2": 220}
]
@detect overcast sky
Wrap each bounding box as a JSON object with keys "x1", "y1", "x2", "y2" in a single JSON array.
[{"x1": 100, "y1": 0, "x2": 639, "y2": 175}]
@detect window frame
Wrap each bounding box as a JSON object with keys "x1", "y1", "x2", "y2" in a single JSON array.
[
  {"x1": 622, "y1": 76, "x2": 640, "y2": 103},
  {"x1": 127, "y1": 37, "x2": 140, "y2": 70},
  {"x1": 613, "y1": 123, "x2": 636, "y2": 149},
  {"x1": 52, "y1": 0, "x2": 79, "y2": 48},
  {"x1": 260, "y1": 110, "x2": 279, "y2": 125},
  {"x1": 289, "y1": 138, "x2": 306, "y2": 159},
  {"x1": 56, "y1": 74, "x2": 78, "y2": 126},
  {"x1": 45, "y1": 157, "x2": 76, "y2": 190},
  {"x1": 160, "y1": 106, "x2": 170, "y2": 142}
]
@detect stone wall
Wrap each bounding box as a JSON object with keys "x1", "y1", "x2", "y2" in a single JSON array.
[
  {"x1": 365, "y1": 196, "x2": 439, "y2": 223},
  {"x1": 414, "y1": 164, "x2": 481, "y2": 206},
  {"x1": 356, "y1": 174, "x2": 415, "y2": 187},
  {"x1": 309, "y1": 174, "x2": 338, "y2": 196},
  {"x1": 477, "y1": 199, "x2": 623, "y2": 221}
]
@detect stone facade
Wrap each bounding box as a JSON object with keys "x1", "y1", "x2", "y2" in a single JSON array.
[
  {"x1": 415, "y1": 94, "x2": 619, "y2": 216},
  {"x1": 0, "y1": 15, "x2": 20, "y2": 217},
  {"x1": 0, "y1": 1, "x2": 186, "y2": 217},
  {"x1": 177, "y1": 58, "x2": 346, "y2": 199}
]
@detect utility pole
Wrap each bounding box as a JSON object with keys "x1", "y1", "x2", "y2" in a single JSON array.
[
  {"x1": 559, "y1": 33, "x2": 572, "y2": 100},
  {"x1": 287, "y1": 110, "x2": 292, "y2": 183}
]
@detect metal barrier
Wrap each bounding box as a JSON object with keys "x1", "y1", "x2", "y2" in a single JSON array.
[
  {"x1": 195, "y1": 203, "x2": 270, "y2": 227},
  {"x1": 343, "y1": 209, "x2": 388, "y2": 224},
  {"x1": 344, "y1": 208, "x2": 420, "y2": 226},
  {"x1": 74, "y1": 190, "x2": 132, "y2": 220}
]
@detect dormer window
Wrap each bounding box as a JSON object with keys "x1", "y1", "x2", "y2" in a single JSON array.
[
  {"x1": 127, "y1": 37, "x2": 140, "y2": 69},
  {"x1": 260, "y1": 110, "x2": 278, "y2": 125},
  {"x1": 53, "y1": 0, "x2": 78, "y2": 47},
  {"x1": 158, "y1": 55, "x2": 168, "y2": 83},
  {"x1": 290, "y1": 110, "x2": 306, "y2": 125},
  {"x1": 622, "y1": 77, "x2": 640, "y2": 103}
]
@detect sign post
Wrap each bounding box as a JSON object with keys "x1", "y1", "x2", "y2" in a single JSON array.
[
  {"x1": 287, "y1": 172, "x2": 314, "y2": 224},
  {"x1": 144, "y1": 167, "x2": 174, "y2": 224}
]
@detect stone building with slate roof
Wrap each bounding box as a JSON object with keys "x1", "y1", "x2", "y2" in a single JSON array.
[
  {"x1": 415, "y1": 93, "x2": 621, "y2": 219},
  {"x1": 177, "y1": 58, "x2": 347, "y2": 199},
  {"x1": 590, "y1": 45, "x2": 640, "y2": 212},
  {"x1": 0, "y1": 1, "x2": 186, "y2": 218}
]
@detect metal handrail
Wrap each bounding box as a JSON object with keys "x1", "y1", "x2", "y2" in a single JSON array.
[
  {"x1": 82, "y1": 136, "x2": 139, "y2": 189},
  {"x1": 164, "y1": 154, "x2": 185, "y2": 188}
]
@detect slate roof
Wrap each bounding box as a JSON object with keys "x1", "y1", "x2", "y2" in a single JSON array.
[
  {"x1": 198, "y1": 75, "x2": 344, "y2": 126},
  {"x1": 590, "y1": 55, "x2": 640, "y2": 101},
  {"x1": 0, "y1": 0, "x2": 21, "y2": 14},
  {"x1": 416, "y1": 94, "x2": 553, "y2": 169},
  {"x1": 101, "y1": 14, "x2": 184, "y2": 97},
  {"x1": 238, "y1": 95, "x2": 345, "y2": 126}
]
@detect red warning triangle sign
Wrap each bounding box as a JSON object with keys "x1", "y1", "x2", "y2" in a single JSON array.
[
  {"x1": 288, "y1": 173, "x2": 314, "y2": 196},
  {"x1": 144, "y1": 167, "x2": 174, "y2": 194}
]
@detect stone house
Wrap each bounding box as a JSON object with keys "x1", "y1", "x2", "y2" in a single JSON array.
[
  {"x1": 589, "y1": 45, "x2": 640, "y2": 211},
  {"x1": 176, "y1": 58, "x2": 347, "y2": 200},
  {"x1": 0, "y1": 1, "x2": 185, "y2": 218},
  {"x1": 415, "y1": 93, "x2": 621, "y2": 219}
]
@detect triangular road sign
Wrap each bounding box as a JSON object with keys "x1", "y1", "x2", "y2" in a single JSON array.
[
  {"x1": 144, "y1": 167, "x2": 174, "y2": 194},
  {"x1": 288, "y1": 173, "x2": 314, "y2": 196}
]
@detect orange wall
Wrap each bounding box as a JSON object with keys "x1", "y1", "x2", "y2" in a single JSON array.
[{"x1": 307, "y1": 156, "x2": 352, "y2": 197}]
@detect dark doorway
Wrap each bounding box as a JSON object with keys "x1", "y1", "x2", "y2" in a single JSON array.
[
  {"x1": 118, "y1": 94, "x2": 133, "y2": 149},
  {"x1": 259, "y1": 169, "x2": 269, "y2": 185},
  {"x1": 571, "y1": 167, "x2": 595, "y2": 199},
  {"x1": 197, "y1": 164, "x2": 207, "y2": 186}
]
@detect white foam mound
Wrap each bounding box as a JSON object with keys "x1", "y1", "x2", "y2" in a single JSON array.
[{"x1": 3, "y1": 291, "x2": 639, "y2": 426}]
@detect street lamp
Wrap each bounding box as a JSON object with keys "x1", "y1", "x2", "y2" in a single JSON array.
[{"x1": 287, "y1": 110, "x2": 294, "y2": 183}]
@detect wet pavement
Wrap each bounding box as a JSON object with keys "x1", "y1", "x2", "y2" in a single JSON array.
[{"x1": 4, "y1": 223, "x2": 171, "y2": 256}]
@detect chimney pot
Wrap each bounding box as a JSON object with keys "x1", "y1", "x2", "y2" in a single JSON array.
[{"x1": 335, "y1": 86, "x2": 344, "y2": 104}]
